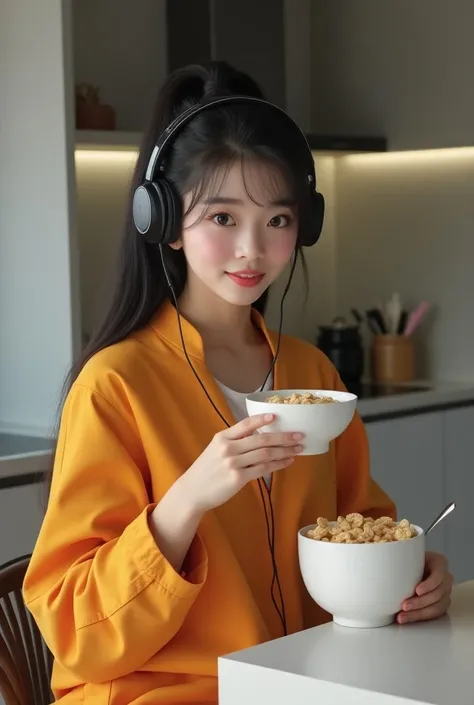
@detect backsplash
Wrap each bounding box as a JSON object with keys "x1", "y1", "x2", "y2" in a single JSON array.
[
  {"x1": 76, "y1": 146, "x2": 474, "y2": 382},
  {"x1": 335, "y1": 148, "x2": 474, "y2": 382}
]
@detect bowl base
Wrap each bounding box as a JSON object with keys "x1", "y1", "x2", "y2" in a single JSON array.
[
  {"x1": 333, "y1": 615, "x2": 395, "y2": 629},
  {"x1": 300, "y1": 443, "x2": 330, "y2": 455}
]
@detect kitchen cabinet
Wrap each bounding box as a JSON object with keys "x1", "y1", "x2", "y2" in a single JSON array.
[
  {"x1": 443, "y1": 406, "x2": 474, "y2": 584},
  {"x1": 311, "y1": 1, "x2": 474, "y2": 149},
  {"x1": 72, "y1": 0, "x2": 168, "y2": 132},
  {"x1": 0, "y1": 483, "x2": 45, "y2": 567},
  {"x1": 366, "y1": 405, "x2": 474, "y2": 584},
  {"x1": 365, "y1": 412, "x2": 445, "y2": 555}
]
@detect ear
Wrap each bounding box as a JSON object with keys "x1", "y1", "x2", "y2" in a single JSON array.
[{"x1": 169, "y1": 239, "x2": 183, "y2": 251}]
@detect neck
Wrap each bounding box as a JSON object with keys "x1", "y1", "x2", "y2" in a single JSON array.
[{"x1": 178, "y1": 288, "x2": 256, "y2": 347}]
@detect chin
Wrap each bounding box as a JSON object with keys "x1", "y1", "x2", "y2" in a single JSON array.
[{"x1": 219, "y1": 280, "x2": 270, "y2": 306}]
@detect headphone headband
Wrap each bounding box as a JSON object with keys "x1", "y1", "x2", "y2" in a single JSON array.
[
  {"x1": 145, "y1": 95, "x2": 316, "y2": 185},
  {"x1": 133, "y1": 94, "x2": 324, "y2": 247}
]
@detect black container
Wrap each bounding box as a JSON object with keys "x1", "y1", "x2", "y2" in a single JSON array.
[{"x1": 317, "y1": 317, "x2": 364, "y2": 385}]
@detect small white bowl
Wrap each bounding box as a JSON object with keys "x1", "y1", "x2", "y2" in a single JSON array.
[
  {"x1": 245, "y1": 389, "x2": 357, "y2": 455},
  {"x1": 298, "y1": 523, "x2": 425, "y2": 628}
]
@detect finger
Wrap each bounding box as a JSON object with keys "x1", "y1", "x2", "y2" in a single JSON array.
[
  {"x1": 242, "y1": 456, "x2": 296, "y2": 482},
  {"x1": 232, "y1": 430, "x2": 304, "y2": 456},
  {"x1": 416, "y1": 553, "x2": 447, "y2": 596},
  {"x1": 233, "y1": 443, "x2": 303, "y2": 469},
  {"x1": 398, "y1": 593, "x2": 451, "y2": 624},
  {"x1": 402, "y1": 585, "x2": 445, "y2": 612},
  {"x1": 222, "y1": 414, "x2": 276, "y2": 440}
]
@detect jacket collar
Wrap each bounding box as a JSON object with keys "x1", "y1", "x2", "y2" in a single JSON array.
[{"x1": 150, "y1": 299, "x2": 278, "y2": 363}]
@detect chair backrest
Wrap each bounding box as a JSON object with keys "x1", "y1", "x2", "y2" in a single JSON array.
[{"x1": 0, "y1": 556, "x2": 53, "y2": 705}]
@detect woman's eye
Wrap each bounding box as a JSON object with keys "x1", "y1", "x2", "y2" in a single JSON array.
[
  {"x1": 268, "y1": 214, "x2": 291, "y2": 228},
  {"x1": 211, "y1": 213, "x2": 236, "y2": 226}
]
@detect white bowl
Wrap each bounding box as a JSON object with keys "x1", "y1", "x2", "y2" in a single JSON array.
[
  {"x1": 245, "y1": 389, "x2": 357, "y2": 455},
  {"x1": 298, "y1": 523, "x2": 425, "y2": 628}
]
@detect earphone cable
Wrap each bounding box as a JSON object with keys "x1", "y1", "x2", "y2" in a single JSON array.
[{"x1": 159, "y1": 245, "x2": 297, "y2": 636}]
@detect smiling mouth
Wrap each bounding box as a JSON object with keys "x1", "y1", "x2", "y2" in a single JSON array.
[{"x1": 225, "y1": 271, "x2": 265, "y2": 287}]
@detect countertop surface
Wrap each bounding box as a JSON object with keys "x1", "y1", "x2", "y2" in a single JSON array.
[
  {"x1": 356, "y1": 380, "x2": 474, "y2": 420},
  {"x1": 219, "y1": 580, "x2": 474, "y2": 705},
  {"x1": 0, "y1": 432, "x2": 53, "y2": 484},
  {"x1": 1, "y1": 380, "x2": 474, "y2": 477}
]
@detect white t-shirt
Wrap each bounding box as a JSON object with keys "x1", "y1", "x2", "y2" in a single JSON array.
[{"x1": 215, "y1": 373, "x2": 274, "y2": 489}]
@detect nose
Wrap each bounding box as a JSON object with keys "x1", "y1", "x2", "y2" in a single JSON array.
[{"x1": 234, "y1": 223, "x2": 264, "y2": 261}]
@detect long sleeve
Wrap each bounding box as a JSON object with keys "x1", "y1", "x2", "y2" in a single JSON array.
[
  {"x1": 333, "y1": 377, "x2": 397, "y2": 521},
  {"x1": 23, "y1": 384, "x2": 208, "y2": 684}
]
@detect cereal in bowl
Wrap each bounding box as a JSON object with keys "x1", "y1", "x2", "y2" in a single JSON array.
[
  {"x1": 266, "y1": 392, "x2": 337, "y2": 405},
  {"x1": 307, "y1": 514, "x2": 417, "y2": 544}
]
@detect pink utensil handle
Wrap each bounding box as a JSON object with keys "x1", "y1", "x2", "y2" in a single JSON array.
[{"x1": 404, "y1": 301, "x2": 429, "y2": 336}]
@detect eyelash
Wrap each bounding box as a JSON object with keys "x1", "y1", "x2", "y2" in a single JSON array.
[{"x1": 207, "y1": 212, "x2": 293, "y2": 227}]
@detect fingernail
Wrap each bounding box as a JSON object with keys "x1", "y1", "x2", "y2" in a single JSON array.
[
  {"x1": 264, "y1": 414, "x2": 273, "y2": 422},
  {"x1": 398, "y1": 614, "x2": 407, "y2": 624},
  {"x1": 294, "y1": 445, "x2": 304, "y2": 453},
  {"x1": 403, "y1": 600, "x2": 412, "y2": 611},
  {"x1": 292, "y1": 433, "x2": 303, "y2": 440}
]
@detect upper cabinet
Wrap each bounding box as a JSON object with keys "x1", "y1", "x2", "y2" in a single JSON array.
[
  {"x1": 310, "y1": 0, "x2": 474, "y2": 150},
  {"x1": 72, "y1": 0, "x2": 386, "y2": 152},
  {"x1": 72, "y1": 0, "x2": 168, "y2": 133}
]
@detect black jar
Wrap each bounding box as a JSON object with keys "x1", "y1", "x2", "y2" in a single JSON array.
[{"x1": 317, "y1": 317, "x2": 364, "y2": 385}]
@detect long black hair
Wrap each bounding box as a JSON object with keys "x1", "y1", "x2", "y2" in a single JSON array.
[
  {"x1": 71, "y1": 60, "x2": 313, "y2": 391},
  {"x1": 46, "y1": 61, "x2": 312, "y2": 498}
]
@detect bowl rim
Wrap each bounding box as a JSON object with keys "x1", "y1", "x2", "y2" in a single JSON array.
[
  {"x1": 298, "y1": 522, "x2": 425, "y2": 545},
  {"x1": 246, "y1": 388, "x2": 358, "y2": 404}
]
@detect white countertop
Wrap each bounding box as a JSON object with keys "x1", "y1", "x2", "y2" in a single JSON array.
[
  {"x1": 358, "y1": 380, "x2": 474, "y2": 420},
  {"x1": 219, "y1": 580, "x2": 474, "y2": 705},
  {"x1": 1, "y1": 381, "x2": 474, "y2": 480},
  {"x1": 0, "y1": 432, "x2": 52, "y2": 481}
]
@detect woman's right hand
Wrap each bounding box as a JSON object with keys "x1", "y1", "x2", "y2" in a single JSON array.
[{"x1": 178, "y1": 414, "x2": 303, "y2": 515}]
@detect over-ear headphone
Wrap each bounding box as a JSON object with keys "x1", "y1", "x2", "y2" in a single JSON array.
[{"x1": 132, "y1": 95, "x2": 325, "y2": 247}]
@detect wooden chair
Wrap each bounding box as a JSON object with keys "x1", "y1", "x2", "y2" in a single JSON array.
[{"x1": 0, "y1": 556, "x2": 53, "y2": 705}]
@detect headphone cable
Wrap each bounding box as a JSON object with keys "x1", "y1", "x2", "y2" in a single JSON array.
[{"x1": 159, "y1": 245, "x2": 297, "y2": 636}]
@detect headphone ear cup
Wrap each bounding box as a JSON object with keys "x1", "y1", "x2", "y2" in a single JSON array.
[
  {"x1": 132, "y1": 182, "x2": 167, "y2": 243},
  {"x1": 159, "y1": 179, "x2": 182, "y2": 245},
  {"x1": 300, "y1": 191, "x2": 325, "y2": 247}
]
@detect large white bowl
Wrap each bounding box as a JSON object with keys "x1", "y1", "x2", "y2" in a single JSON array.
[
  {"x1": 245, "y1": 389, "x2": 357, "y2": 455},
  {"x1": 298, "y1": 523, "x2": 425, "y2": 628}
]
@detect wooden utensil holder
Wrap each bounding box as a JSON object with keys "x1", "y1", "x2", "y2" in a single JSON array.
[{"x1": 371, "y1": 335, "x2": 415, "y2": 383}]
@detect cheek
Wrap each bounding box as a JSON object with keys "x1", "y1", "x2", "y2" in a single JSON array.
[
  {"x1": 182, "y1": 230, "x2": 232, "y2": 268},
  {"x1": 266, "y1": 231, "x2": 298, "y2": 265}
]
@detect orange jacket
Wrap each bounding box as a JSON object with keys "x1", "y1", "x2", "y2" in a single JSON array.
[{"x1": 23, "y1": 301, "x2": 395, "y2": 704}]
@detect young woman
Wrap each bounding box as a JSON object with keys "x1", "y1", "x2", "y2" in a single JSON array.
[{"x1": 23, "y1": 61, "x2": 452, "y2": 705}]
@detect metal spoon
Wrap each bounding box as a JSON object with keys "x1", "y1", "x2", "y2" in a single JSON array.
[{"x1": 425, "y1": 502, "x2": 456, "y2": 536}]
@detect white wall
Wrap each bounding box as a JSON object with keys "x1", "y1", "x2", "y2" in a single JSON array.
[
  {"x1": 0, "y1": 0, "x2": 80, "y2": 435},
  {"x1": 310, "y1": 0, "x2": 474, "y2": 149},
  {"x1": 72, "y1": 0, "x2": 168, "y2": 131},
  {"x1": 335, "y1": 148, "x2": 474, "y2": 382},
  {"x1": 75, "y1": 150, "x2": 136, "y2": 339}
]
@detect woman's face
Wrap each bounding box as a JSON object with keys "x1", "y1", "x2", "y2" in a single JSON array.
[{"x1": 173, "y1": 159, "x2": 298, "y2": 307}]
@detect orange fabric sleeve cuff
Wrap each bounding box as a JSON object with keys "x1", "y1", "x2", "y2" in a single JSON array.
[{"x1": 126, "y1": 504, "x2": 208, "y2": 600}]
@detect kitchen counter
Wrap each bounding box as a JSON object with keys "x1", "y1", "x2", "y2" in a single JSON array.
[
  {"x1": 355, "y1": 380, "x2": 474, "y2": 422},
  {"x1": 1, "y1": 381, "x2": 474, "y2": 485},
  {"x1": 0, "y1": 432, "x2": 53, "y2": 488},
  {"x1": 219, "y1": 580, "x2": 474, "y2": 705}
]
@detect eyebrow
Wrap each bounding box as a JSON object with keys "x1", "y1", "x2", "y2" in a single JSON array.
[{"x1": 201, "y1": 196, "x2": 296, "y2": 207}]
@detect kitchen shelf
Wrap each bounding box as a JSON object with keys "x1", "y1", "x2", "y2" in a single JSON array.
[
  {"x1": 75, "y1": 130, "x2": 141, "y2": 151},
  {"x1": 75, "y1": 130, "x2": 387, "y2": 155}
]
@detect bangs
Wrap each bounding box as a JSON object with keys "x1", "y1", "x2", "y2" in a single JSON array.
[{"x1": 181, "y1": 152, "x2": 298, "y2": 226}]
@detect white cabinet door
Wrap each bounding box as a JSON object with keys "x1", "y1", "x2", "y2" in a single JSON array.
[
  {"x1": 365, "y1": 412, "x2": 445, "y2": 555},
  {"x1": 0, "y1": 482, "x2": 45, "y2": 567},
  {"x1": 443, "y1": 405, "x2": 474, "y2": 584}
]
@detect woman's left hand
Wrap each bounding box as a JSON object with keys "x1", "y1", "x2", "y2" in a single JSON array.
[{"x1": 397, "y1": 551, "x2": 453, "y2": 624}]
